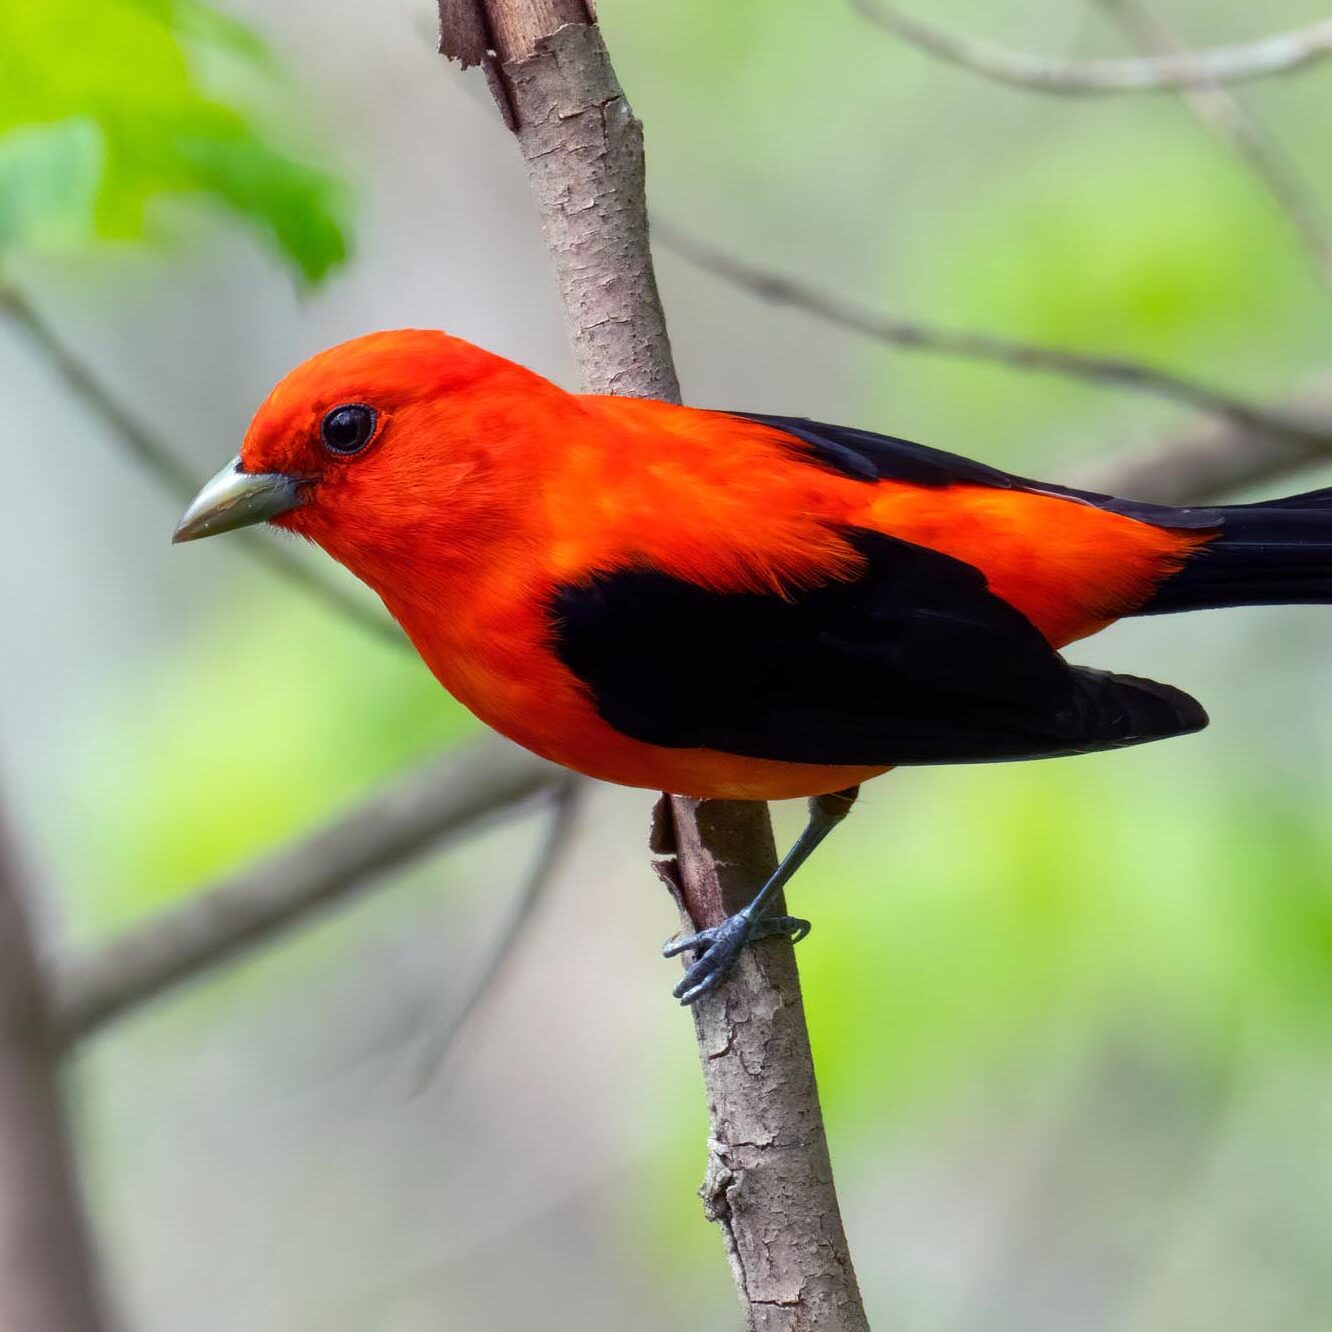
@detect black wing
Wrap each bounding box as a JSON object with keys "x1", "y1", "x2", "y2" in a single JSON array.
[
  {"x1": 550, "y1": 530, "x2": 1207, "y2": 767},
  {"x1": 732, "y1": 412, "x2": 1223, "y2": 530}
]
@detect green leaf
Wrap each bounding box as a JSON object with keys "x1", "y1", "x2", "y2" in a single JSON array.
[
  {"x1": 0, "y1": 0, "x2": 350, "y2": 280},
  {"x1": 172, "y1": 117, "x2": 349, "y2": 282},
  {"x1": 0, "y1": 118, "x2": 102, "y2": 251},
  {"x1": 172, "y1": 0, "x2": 275, "y2": 71}
]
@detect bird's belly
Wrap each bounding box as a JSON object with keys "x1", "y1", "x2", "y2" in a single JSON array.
[
  {"x1": 453, "y1": 668, "x2": 881, "y2": 799},
  {"x1": 528, "y1": 733, "x2": 884, "y2": 801}
]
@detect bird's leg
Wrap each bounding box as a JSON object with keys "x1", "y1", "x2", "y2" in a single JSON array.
[{"x1": 663, "y1": 786, "x2": 859, "y2": 1006}]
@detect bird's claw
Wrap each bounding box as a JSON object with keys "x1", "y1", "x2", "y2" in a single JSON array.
[{"x1": 663, "y1": 911, "x2": 811, "y2": 1005}]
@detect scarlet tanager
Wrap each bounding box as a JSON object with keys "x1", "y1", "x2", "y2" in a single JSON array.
[{"x1": 174, "y1": 330, "x2": 1332, "y2": 1003}]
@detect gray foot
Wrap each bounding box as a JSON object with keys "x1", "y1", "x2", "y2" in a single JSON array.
[{"x1": 662, "y1": 911, "x2": 811, "y2": 1005}]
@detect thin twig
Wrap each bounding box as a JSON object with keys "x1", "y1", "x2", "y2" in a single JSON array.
[
  {"x1": 659, "y1": 223, "x2": 1332, "y2": 447},
  {"x1": 851, "y1": 0, "x2": 1332, "y2": 95},
  {"x1": 52, "y1": 739, "x2": 561, "y2": 1045},
  {"x1": 1080, "y1": 383, "x2": 1332, "y2": 503},
  {"x1": 0, "y1": 286, "x2": 405, "y2": 648},
  {"x1": 0, "y1": 806, "x2": 114, "y2": 1332},
  {"x1": 1094, "y1": 0, "x2": 1332, "y2": 297},
  {"x1": 439, "y1": 5, "x2": 870, "y2": 1327},
  {"x1": 410, "y1": 776, "x2": 582, "y2": 1093}
]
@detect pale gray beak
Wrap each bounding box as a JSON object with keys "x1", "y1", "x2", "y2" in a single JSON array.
[{"x1": 172, "y1": 456, "x2": 303, "y2": 543}]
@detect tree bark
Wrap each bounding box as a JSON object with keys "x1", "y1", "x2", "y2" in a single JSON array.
[
  {"x1": 0, "y1": 815, "x2": 113, "y2": 1332},
  {"x1": 652, "y1": 800, "x2": 870, "y2": 1329},
  {"x1": 438, "y1": 6, "x2": 869, "y2": 1327}
]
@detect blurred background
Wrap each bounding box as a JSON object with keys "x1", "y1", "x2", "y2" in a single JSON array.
[{"x1": 4, "y1": 0, "x2": 1332, "y2": 1328}]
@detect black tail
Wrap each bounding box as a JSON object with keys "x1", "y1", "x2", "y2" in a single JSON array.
[{"x1": 1137, "y1": 485, "x2": 1332, "y2": 614}]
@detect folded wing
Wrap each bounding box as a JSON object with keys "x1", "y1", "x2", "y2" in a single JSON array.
[{"x1": 550, "y1": 529, "x2": 1207, "y2": 766}]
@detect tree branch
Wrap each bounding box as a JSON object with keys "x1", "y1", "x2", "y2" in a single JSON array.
[
  {"x1": 662, "y1": 224, "x2": 1332, "y2": 503},
  {"x1": 52, "y1": 739, "x2": 560, "y2": 1045},
  {"x1": 0, "y1": 286, "x2": 405, "y2": 648},
  {"x1": 1095, "y1": 0, "x2": 1332, "y2": 297},
  {"x1": 438, "y1": 6, "x2": 869, "y2": 1327},
  {"x1": 0, "y1": 808, "x2": 113, "y2": 1332},
  {"x1": 651, "y1": 799, "x2": 870, "y2": 1327},
  {"x1": 851, "y1": 0, "x2": 1332, "y2": 95},
  {"x1": 660, "y1": 223, "x2": 1332, "y2": 448},
  {"x1": 1079, "y1": 383, "x2": 1332, "y2": 503}
]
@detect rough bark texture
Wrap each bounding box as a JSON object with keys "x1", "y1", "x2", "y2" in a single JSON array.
[
  {"x1": 652, "y1": 800, "x2": 870, "y2": 1331},
  {"x1": 438, "y1": 6, "x2": 869, "y2": 1327},
  {"x1": 497, "y1": 24, "x2": 681, "y2": 401},
  {"x1": 0, "y1": 822, "x2": 112, "y2": 1332}
]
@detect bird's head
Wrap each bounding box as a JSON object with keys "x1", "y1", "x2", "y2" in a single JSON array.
[{"x1": 173, "y1": 329, "x2": 546, "y2": 584}]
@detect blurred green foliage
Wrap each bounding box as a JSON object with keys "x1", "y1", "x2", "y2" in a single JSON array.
[
  {"x1": 0, "y1": 0, "x2": 348, "y2": 278},
  {"x1": 61, "y1": 583, "x2": 474, "y2": 936}
]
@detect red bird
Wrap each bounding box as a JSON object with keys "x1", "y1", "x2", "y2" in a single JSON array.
[{"x1": 175, "y1": 330, "x2": 1330, "y2": 1001}]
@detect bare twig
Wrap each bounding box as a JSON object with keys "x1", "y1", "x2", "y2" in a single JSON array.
[
  {"x1": 411, "y1": 776, "x2": 582, "y2": 1091},
  {"x1": 663, "y1": 225, "x2": 1332, "y2": 503},
  {"x1": 53, "y1": 739, "x2": 561, "y2": 1044},
  {"x1": 660, "y1": 223, "x2": 1332, "y2": 448},
  {"x1": 0, "y1": 808, "x2": 113, "y2": 1332},
  {"x1": 0, "y1": 286, "x2": 405, "y2": 648},
  {"x1": 1080, "y1": 383, "x2": 1332, "y2": 503},
  {"x1": 851, "y1": 0, "x2": 1332, "y2": 95},
  {"x1": 438, "y1": 6, "x2": 869, "y2": 1327},
  {"x1": 1096, "y1": 0, "x2": 1332, "y2": 296}
]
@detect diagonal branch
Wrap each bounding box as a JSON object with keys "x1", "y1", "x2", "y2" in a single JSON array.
[
  {"x1": 438, "y1": 6, "x2": 870, "y2": 1328},
  {"x1": 52, "y1": 739, "x2": 561, "y2": 1045},
  {"x1": 1080, "y1": 382, "x2": 1332, "y2": 503},
  {"x1": 850, "y1": 0, "x2": 1332, "y2": 95},
  {"x1": 660, "y1": 223, "x2": 1332, "y2": 448},
  {"x1": 1094, "y1": 0, "x2": 1332, "y2": 297},
  {"x1": 0, "y1": 286, "x2": 405, "y2": 648}
]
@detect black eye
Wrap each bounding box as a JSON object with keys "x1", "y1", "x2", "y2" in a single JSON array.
[{"x1": 320, "y1": 404, "x2": 377, "y2": 455}]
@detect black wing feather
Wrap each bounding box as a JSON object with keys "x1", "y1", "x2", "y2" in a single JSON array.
[
  {"x1": 732, "y1": 411, "x2": 1021, "y2": 490},
  {"x1": 732, "y1": 412, "x2": 1223, "y2": 530},
  {"x1": 551, "y1": 530, "x2": 1207, "y2": 767}
]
